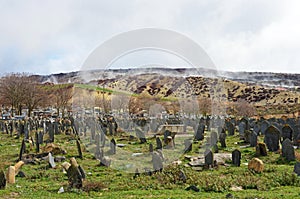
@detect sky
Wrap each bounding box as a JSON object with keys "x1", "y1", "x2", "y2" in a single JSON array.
[{"x1": 0, "y1": 0, "x2": 300, "y2": 75}]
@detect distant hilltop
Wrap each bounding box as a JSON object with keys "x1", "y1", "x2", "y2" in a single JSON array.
[{"x1": 35, "y1": 67, "x2": 300, "y2": 89}]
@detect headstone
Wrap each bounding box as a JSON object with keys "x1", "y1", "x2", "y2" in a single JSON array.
[
  {"x1": 194, "y1": 124, "x2": 205, "y2": 141},
  {"x1": 38, "y1": 131, "x2": 43, "y2": 145},
  {"x1": 165, "y1": 136, "x2": 174, "y2": 149},
  {"x1": 48, "y1": 153, "x2": 56, "y2": 168},
  {"x1": 294, "y1": 162, "x2": 300, "y2": 176},
  {"x1": 78, "y1": 165, "x2": 86, "y2": 179},
  {"x1": 282, "y1": 124, "x2": 293, "y2": 142},
  {"x1": 135, "y1": 127, "x2": 146, "y2": 143},
  {"x1": 163, "y1": 130, "x2": 172, "y2": 145},
  {"x1": 19, "y1": 139, "x2": 26, "y2": 161},
  {"x1": 264, "y1": 125, "x2": 280, "y2": 152},
  {"x1": 249, "y1": 132, "x2": 258, "y2": 147},
  {"x1": 227, "y1": 122, "x2": 235, "y2": 136},
  {"x1": 149, "y1": 143, "x2": 153, "y2": 153},
  {"x1": 49, "y1": 123, "x2": 54, "y2": 143},
  {"x1": 35, "y1": 132, "x2": 40, "y2": 153},
  {"x1": 281, "y1": 138, "x2": 295, "y2": 161},
  {"x1": 6, "y1": 166, "x2": 15, "y2": 184},
  {"x1": 210, "y1": 131, "x2": 218, "y2": 146},
  {"x1": 184, "y1": 139, "x2": 192, "y2": 153},
  {"x1": 0, "y1": 170, "x2": 6, "y2": 189},
  {"x1": 248, "y1": 158, "x2": 264, "y2": 173},
  {"x1": 179, "y1": 170, "x2": 187, "y2": 183},
  {"x1": 67, "y1": 158, "x2": 83, "y2": 188},
  {"x1": 232, "y1": 149, "x2": 241, "y2": 167},
  {"x1": 156, "y1": 137, "x2": 162, "y2": 150},
  {"x1": 253, "y1": 123, "x2": 260, "y2": 135},
  {"x1": 260, "y1": 120, "x2": 270, "y2": 135},
  {"x1": 219, "y1": 132, "x2": 226, "y2": 148},
  {"x1": 204, "y1": 149, "x2": 213, "y2": 167},
  {"x1": 76, "y1": 139, "x2": 83, "y2": 159},
  {"x1": 110, "y1": 138, "x2": 116, "y2": 155},
  {"x1": 238, "y1": 122, "x2": 246, "y2": 138},
  {"x1": 152, "y1": 151, "x2": 163, "y2": 172},
  {"x1": 255, "y1": 142, "x2": 267, "y2": 156}
]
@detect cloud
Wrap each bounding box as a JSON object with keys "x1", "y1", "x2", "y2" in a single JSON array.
[{"x1": 0, "y1": 0, "x2": 299, "y2": 74}]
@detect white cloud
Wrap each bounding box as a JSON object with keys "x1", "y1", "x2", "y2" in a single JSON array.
[{"x1": 0, "y1": 0, "x2": 299, "y2": 74}]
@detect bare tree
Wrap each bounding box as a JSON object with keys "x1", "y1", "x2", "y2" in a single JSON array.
[
  {"x1": 50, "y1": 84, "x2": 74, "y2": 117},
  {"x1": 234, "y1": 99, "x2": 256, "y2": 117}
]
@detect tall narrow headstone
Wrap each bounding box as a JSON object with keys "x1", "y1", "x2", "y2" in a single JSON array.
[
  {"x1": 35, "y1": 132, "x2": 40, "y2": 153},
  {"x1": 232, "y1": 149, "x2": 241, "y2": 166},
  {"x1": 76, "y1": 139, "x2": 83, "y2": 159},
  {"x1": 0, "y1": 170, "x2": 6, "y2": 189},
  {"x1": 156, "y1": 137, "x2": 162, "y2": 150},
  {"x1": 250, "y1": 132, "x2": 258, "y2": 147},
  {"x1": 19, "y1": 139, "x2": 26, "y2": 161},
  {"x1": 110, "y1": 138, "x2": 116, "y2": 155},
  {"x1": 149, "y1": 143, "x2": 153, "y2": 153},
  {"x1": 184, "y1": 139, "x2": 192, "y2": 153},
  {"x1": 219, "y1": 132, "x2": 227, "y2": 148}
]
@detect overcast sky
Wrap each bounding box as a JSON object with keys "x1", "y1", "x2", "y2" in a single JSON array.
[{"x1": 0, "y1": 0, "x2": 300, "y2": 75}]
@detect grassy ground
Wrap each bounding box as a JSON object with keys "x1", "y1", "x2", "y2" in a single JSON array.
[{"x1": 0, "y1": 129, "x2": 300, "y2": 199}]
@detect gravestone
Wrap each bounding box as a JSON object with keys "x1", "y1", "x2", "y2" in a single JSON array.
[
  {"x1": 253, "y1": 123, "x2": 260, "y2": 135},
  {"x1": 152, "y1": 151, "x2": 163, "y2": 172},
  {"x1": 35, "y1": 132, "x2": 40, "y2": 153},
  {"x1": 135, "y1": 127, "x2": 146, "y2": 143},
  {"x1": 164, "y1": 130, "x2": 172, "y2": 145},
  {"x1": 38, "y1": 131, "x2": 43, "y2": 144},
  {"x1": 294, "y1": 162, "x2": 300, "y2": 176},
  {"x1": 282, "y1": 124, "x2": 293, "y2": 142},
  {"x1": 165, "y1": 136, "x2": 174, "y2": 149},
  {"x1": 0, "y1": 170, "x2": 6, "y2": 189},
  {"x1": 179, "y1": 169, "x2": 187, "y2": 183},
  {"x1": 249, "y1": 131, "x2": 258, "y2": 147},
  {"x1": 156, "y1": 137, "x2": 162, "y2": 150},
  {"x1": 219, "y1": 132, "x2": 226, "y2": 148},
  {"x1": 238, "y1": 122, "x2": 246, "y2": 139},
  {"x1": 194, "y1": 124, "x2": 205, "y2": 141},
  {"x1": 48, "y1": 153, "x2": 56, "y2": 168},
  {"x1": 110, "y1": 138, "x2": 116, "y2": 155},
  {"x1": 149, "y1": 143, "x2": 153, "y2": 153},
  {"x1": 227, "y1": 122, "x2": 235, "y2": 136},
  {"x1": 260, "y1": 120, "x2": 270, "y2": 135},
  {"x1": 184, "y1": 139, "x2": 192, "y2": 153},
  {"x1": 76, "y1": 139, "x2": 83, "y2": 159},
  {"x1": 264, "y1": 125, "x2": 280, "y2": 152},
  {"x1": 19, "y1": 139, "x2": 26, "y2": 161},
  {"x1": 49, "y1": 123, "x2": 54, "y2": 143},
  {"x1": 256, "y1": 142, "x2": 268, "y2": 156},
  {"x1": 281, "y1": 138, "x2": 295, "y2": 161},
  {"x1": 67, "y1": 159, "x2": 83, "y2": 188},
  {"x1": 204, "y1": 149, "x2": 213, "y2": 167},
  {"x1": 232, "y1": 149, "x2": 241, "y2": 167},
  {"x1": 210, "y1": 131, "x2": 218, "y2": 146}
]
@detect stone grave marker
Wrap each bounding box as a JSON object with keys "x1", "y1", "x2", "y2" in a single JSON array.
[
  {"x1": 0, "y1": 170, "x2": 6, "y2": 189},
  {"x1": 19, "y1": 139, "x2": 26, "y2": 161},
  {"x1": 264, "y1": 125, "x2": 280, "y2": 152},
  {"x1": 38, "y1": 131, "x2": 43, "y2": 145},
  {"x1": 67, "y1": 158, "x2": 83, "y2": 188},
  {"x1": 184, "y1": 139, "x2": 192, "y2": 153},
  {"x1": 152, "y1": 151, "x2": 163, "y2": 172},
  {"x1": 282, "y1": 124, "x2": 293, "y2": 142},
  {"x1": 110, "y1": 138, "x2": 116, "y2": 155},
  {"x1": 232, "y1": 149, "x2": 241, "y2": 167},
  {"x1": 227, "y1": 122, "x2": 235, "y2": 136},
  {"x1": 76, "y1": 139, "x2": 83, "y2": 159},
  {"x1": 194, "y1": 124, "x2": 205, "y2": 141},
  {"x1": 294, "y1": 162, "x2": 300, "y2": 176},
  {"x1": 255, "y1": 142, "x2": 268, "y2": 156},
  {"x1": 281, "y1": 138, "x2": 295, "y2": 161},
  {"x1": 204, "y1": 149, "x2": 213, "y2": 167},
  {"x1": 249, "y1": 131, "x2": 258, "y2": 147},
  {"x1": 219, "y1": 132, "x2": 226, "y2": 148},
  {"x1": 48, "y1": 153, "x2": 56, "y2": 168},
  {"x1": 210, "y1": 131, "x2": 218, "y2": 146},
  {"x1": 156, "y1": 137, "x2": 162, "y2": 150},
  {"x1": 149, "y1": 143, "x2": 153, "y2": 153}
]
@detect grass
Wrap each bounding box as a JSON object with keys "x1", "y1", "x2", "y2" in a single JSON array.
[{"x1": 1, "y1": 128, "x2": 300, "y2": 198}]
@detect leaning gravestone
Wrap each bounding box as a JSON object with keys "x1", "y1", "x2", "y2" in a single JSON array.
[
  {"x1": 282, "y1": 124, "x2": 293, "y2": 142},
  {"x1": 184, "y1": 139, "x2": 192, "y2": 153},
  {"x1": 232, "y1": 149, "x2": 241, "y2": 167},
  {"x1": 264, "y1": 125, "x2": 281, "y2": 152},
  {"x1": 281, "y1": 138, "x2": 295, "y2": 161},
  {"x1": 0, "y1": 170, "x2": 6, "y2": 189},
  {"x1": 110, "y1": 138, "x2": 116, "y2": 155},
  {"x1": 19, "y1": 139, "x2": 26, "y2": 161}
]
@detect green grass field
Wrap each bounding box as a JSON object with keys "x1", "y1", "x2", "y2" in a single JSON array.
[{"x1": 1, "y1": 129, "x2": 300, "y2": 199}]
